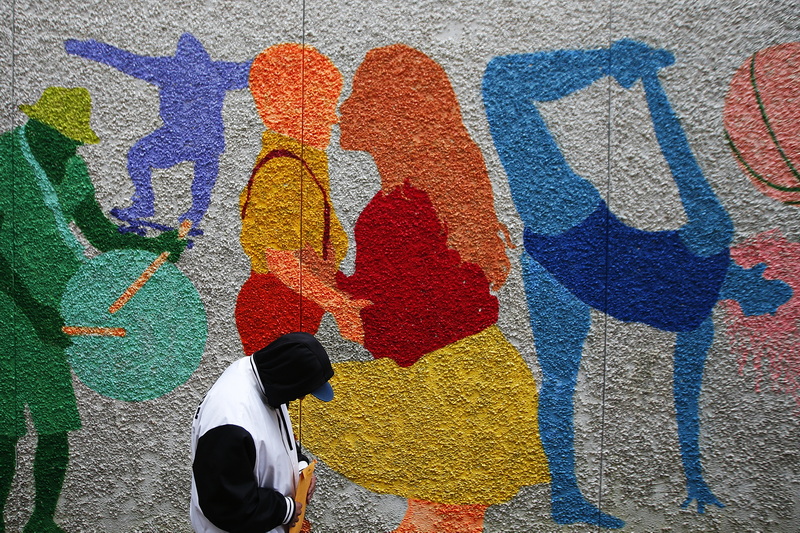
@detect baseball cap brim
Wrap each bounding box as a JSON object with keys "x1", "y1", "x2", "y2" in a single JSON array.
[{"x1": 310, "y1": 381, "x2": 334, "y2": 402}]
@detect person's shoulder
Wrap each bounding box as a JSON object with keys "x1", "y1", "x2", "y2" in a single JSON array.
[
  {"x1": 206, "y1": 357, "x2": 259, "y2": 401},
  {"x1": 196, "y1": 358, "x2": 263, "y2": 427},
  {"x1": 211, "y1": 356, "x2": 252, "y2": 383}
]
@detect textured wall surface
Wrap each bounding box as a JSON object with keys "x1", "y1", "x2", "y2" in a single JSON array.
[{"x1": 2, "y1": 0, "x2": 799, "y2": 531}]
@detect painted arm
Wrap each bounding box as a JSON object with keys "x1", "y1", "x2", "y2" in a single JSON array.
[
  {"x1": 614, "y1": 39, "x2": 734, "y2": 256},
  {"x1": 482, "y1": 49, "x2": 606, "y2": 234},
  {"x1": 64, "y1": 39, "x2": 166, "y2": 83},
  {"x1": 73, "y1": 196, "x2": 185, "y2": 261},
  {"x1": 720, "y1": 261, "x2": 792, "y2": 315},
  {"x1": 265, "y1": 249, "x2": 370, "y2": 344},
  {"x1": 0, "y1": 213, "x2": 70, "y2": 348},
  {"x1": 215, "y1": 60, "x2": 253, "y2": 91}
]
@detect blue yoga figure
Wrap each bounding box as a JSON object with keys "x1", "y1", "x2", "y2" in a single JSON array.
[
  {"x1": 65, "y1": 33, "x2": 251, "y2": 235},
  {"x1": 483, "y1": 39, "x2": 791, "y2": 528}
]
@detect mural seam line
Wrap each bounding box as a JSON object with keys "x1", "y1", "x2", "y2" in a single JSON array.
[
  {"x1": 299, "y1": 0, "x2": 306, "y2": 448},
  {"x1": 11, "y1": 0, "x2": 18, "y2": 440},
  {"x1": 299, "y1": 0, "x2": 306, "y2": 334},
  {"x1": 598, "y1": 0, "x2": 615, "y2": 528}
]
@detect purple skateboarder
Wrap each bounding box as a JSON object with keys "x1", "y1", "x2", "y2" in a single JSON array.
[{"x1": 66, "y1": 33, "x2": 251, "y2": 236}]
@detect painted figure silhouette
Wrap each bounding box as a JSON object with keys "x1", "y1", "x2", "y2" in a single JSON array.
[
  {"x1": 483, "y1": 39, "x2": 792, "y2": 528},
  {"x1": 65, "y1": 33, "x2": 251, "y2": 234},
  {"x1": 0, "y1": 87, "x2": 185, "y2": 533},
  {"x1": 299, "y1": 45, "x2": 547, "y2": 533},
  {"x1": 235, "y1": 43, "x2": 366, "y2": 355}
]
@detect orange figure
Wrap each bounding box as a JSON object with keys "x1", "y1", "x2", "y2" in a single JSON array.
[
  {"x1": 338, "y1": 45, "x2": 512, "y2": 290},
  {"x1": 236, "y1": 43, "x2": 369, "y2": 354},
  {"x1": 298, "y1": 45, "x2": 548, "y2": 533}
]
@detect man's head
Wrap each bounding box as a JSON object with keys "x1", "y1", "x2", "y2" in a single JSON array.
[
  {"x1": 19, "y1": 87, "x2": 100, "y2": 145},
  {"x1": 249, "y1": 43, "x2": 342, "y2": 149},
  {"x1": 252, "y1": 332, "x2": 334, "y2": 408}
]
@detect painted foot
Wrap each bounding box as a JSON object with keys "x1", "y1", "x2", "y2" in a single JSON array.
[
  {"x1": 681, "y1": 481, "x2": 724, "y2": 514},
  {"x1": 23, "y1": 514, "x2": 66, "y2": 533},
  {"x1": 552, "y1": 493, "x2": 624, "y2": 529},
  {"x1": 392, "y1": 499, "x2": 487, "y2": 533}
]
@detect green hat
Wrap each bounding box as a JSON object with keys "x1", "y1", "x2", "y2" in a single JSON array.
[{"x1": 19, "y1": 87, "x2": 100, "y2": 144}]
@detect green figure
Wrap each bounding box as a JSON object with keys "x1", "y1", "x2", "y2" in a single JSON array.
[{"x1": 0, "y1": 87, "x2": 185, "y2": 532}]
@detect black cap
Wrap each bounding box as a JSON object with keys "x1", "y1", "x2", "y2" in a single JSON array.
[{"x1": 252, "y1": 332, "x2": 334, "y2": 408}]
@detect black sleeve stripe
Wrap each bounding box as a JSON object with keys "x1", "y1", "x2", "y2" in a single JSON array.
[{"x1": 193, "y1": 424, "x2": 289, "y2": 533}]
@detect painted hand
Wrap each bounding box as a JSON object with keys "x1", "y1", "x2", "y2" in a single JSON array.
[
  {"x1": 64, "y1": 38, "x2": 92, "y2": 56},
  {"x1": 30, "y1": 304, "x2": 72, "y2": 350},
  {"x1": 333, "y1": 297, "x2": 372, "y2": 345},
  {"x1": 608, "y1": 39, "x2": 674, "y2": 89},
  {"x1": 151, "y1": 229, "x2": 187, "y2": 263}
]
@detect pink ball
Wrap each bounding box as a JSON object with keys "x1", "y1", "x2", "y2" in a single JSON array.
[{"x1": 724, "y1": 42, "x2": 800, "y2": 206}]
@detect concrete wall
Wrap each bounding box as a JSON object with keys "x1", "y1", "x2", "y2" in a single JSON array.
[{"x1": 2, "y1": 0, "x2": 799, "y2": 531}]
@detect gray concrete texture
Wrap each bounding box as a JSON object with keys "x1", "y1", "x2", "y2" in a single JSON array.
[{"x1": 3, "y1": 0, "x2": 799, "y2": 531}]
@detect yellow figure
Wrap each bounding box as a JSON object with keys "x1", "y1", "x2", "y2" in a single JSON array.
[
  {"x1": 236, "y1": 43, "x2": 368, "y2": 354},
  {"x1": 298, "y1": 326, "x2": 548, "y2": 503}
]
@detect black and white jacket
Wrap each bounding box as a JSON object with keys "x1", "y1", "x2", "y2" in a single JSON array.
[
  {"x1": 190, "y1": 356, "x2": 301, "y2": 533},
  {"x1": 190, "y1": 332, "x2": 334, "y2": 533}
]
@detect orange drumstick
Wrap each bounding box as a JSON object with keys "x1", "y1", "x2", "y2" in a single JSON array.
[
  {"x1": 63, "y1": 326, "x2": 126, "y2": 337},
  {"x1": 109, "y1": 220, "x2": 192, "y2": 314}
]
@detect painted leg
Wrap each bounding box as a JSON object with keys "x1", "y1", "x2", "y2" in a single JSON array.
[
  {"x1": 179, "y1": 155, "x2": 220, "y2": 229},
  {"x1": 522, "y1": 255, "x2": 623, "y2": 529},
  {"x1": 0, "y1": 435, "x2": 19, "y2": 533},
  {"x1": 113, "y1": 128, "x2": 189, "y2": 224},
  {"x1": 391, "y1": 499, "x2": 487, "y2": 533},
  {"x1": 673, "y1": 317, "x2": 724, "y2": 513},
  {"x1": 23, "y1": 432, "x2": 69, "y2": 533},
  {"x1": 111, "y1": 135, "x2": 159, "y2": 222}
]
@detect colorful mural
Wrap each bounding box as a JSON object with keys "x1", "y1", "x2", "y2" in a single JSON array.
[
  {"x1": 482, "y1": 39, "x2": 793, "y2": 528},
  {"x1": 235, "y1": 43, "x2": 363, "y2": 355},
  {"x1": 3, "y1": 2, "x2": 800, "y2": 531}
]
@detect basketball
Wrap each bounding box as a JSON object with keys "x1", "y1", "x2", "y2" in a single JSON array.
[{"x1": 724, "y1": 42, "x2": 800, "y2": 205}]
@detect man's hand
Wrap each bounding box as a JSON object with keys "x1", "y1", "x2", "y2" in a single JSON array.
[
  {"x1": 288, "y1": 501, "x2": 303, "y2": 529},
  {"x1": 307, "y1": 475, "x2": 318, "y2": 502}
]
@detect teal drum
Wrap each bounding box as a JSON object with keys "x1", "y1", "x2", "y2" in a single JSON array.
[{"x1": 61, "y1": 249, "x2": 207, "y2": 401}]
